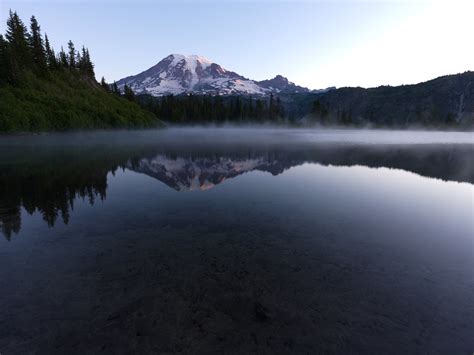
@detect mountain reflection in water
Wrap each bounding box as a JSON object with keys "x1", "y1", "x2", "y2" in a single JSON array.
[
  {"x1": 0, "y1": 130, "x2": 472, "y2": 239},
  {"x1": 128, "y1": 146, "x2": 473, "y2": 192}
]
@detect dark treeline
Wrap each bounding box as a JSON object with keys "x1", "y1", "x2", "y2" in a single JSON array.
[
  {"x1": 136, "y1": 93, "x2": 285, "y2": 123},
  {"x1": 0, "y1": 11, "x2": 158, "y2": 132}
]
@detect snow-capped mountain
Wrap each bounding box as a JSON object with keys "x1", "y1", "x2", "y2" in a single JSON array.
[{"x1": 116, "y1": 54, "x2": 306, "y2": 96}]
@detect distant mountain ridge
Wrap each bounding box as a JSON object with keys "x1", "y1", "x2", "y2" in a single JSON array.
[
  {"x1": 308, "y1": 71, "x2": 474, "y2": 127},
  {"x1": 117, "y1": 54, "x2": 310, "y2": 96}
]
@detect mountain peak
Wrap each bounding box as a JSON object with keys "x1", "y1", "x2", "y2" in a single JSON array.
[
  {"x1": 270, "y1": 75, "x2": 290, "y2": 85},
  {"x1": 257, "y1": 75, "x2": 309, "y2": 93},
  {"x1": 166, "y1": 54, "x2": 213, "y2": 70},
  {"x1": 117, "y1": 54, "x2": 309, "y2": 96}
]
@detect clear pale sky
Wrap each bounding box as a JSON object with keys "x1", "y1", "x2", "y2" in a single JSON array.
[{"x1": 1, "y1": 0, "x2": 472, "y2": 89}]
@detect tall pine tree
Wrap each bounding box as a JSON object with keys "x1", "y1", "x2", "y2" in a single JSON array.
[
  {"x1": 123, "y1": 84, "x2": 135, "y2": 101},
  {"x1": 0, "y1": 34, "x2": 9, "y2": 83},
  {"x1": 44, "y1": 33, "x2": 57, "y2": 68},
  {"x1": 28, "y1": 15, "x2": 47, "y2": 73},
  {"x1": 100, "y1": 77, "x2": 110, "y2": 92},
  {"x1": 111, "y1": 81, "x2": 120, "y2": 95},
  {"x1": 5, "y1": 10, "x2": 31, "y2": 83},
  {"x1": 76, "y1": 50, "x2": 82, "y2": 70},
  {"x1": 67, "y1": 40, "x2": 75, "y2": 68},
  {"x1": 79, "y1": 46, "x2": 87, "y2": 72},
  {"x1": 84, "y1": 48, "x2": 94, "y2": 78},
  {"x1": 58, "y1": 46, "x2": 68, "y2": 67}
]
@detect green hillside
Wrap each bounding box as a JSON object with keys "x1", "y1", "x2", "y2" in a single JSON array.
[{"x1": 0, "y1": 11, "x2": 160, "y2": 132}]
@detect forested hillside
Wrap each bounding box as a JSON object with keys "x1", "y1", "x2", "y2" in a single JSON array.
[
  {"x1": 309, "y1": 72, "x2": 474, "y2": 128},
  {"x1": 0, "y1": 11, "x2": 159, "y2": 132}
]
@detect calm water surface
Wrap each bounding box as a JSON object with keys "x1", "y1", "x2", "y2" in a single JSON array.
[{"x1": 0, "y1": 128, "x2": 472, "y2": 354}]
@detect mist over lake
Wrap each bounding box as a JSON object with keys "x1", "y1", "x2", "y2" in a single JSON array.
[{"x1": 0, "y1": 128, "x2": 472, "y2": 353}]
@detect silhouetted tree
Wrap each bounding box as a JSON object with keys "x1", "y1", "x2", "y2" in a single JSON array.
[
  {"x1": 28, "y1": 15, "x2": 47, "y2": 73},
  {"x1": 78, "y1": 46, "x2": 86, "y2": 72},
  {"x1": 76, "y1": 49, "x2": 82, "y2": 70},
  {"x1": 0, "y1": 34, "x2": 9, "y2": 83},
  {"x1": 67, "y1": 40, "x2": 75, "y2": 68},
  {"x1": 44, "y1": 33, "x2": 57, "y2": 68},
  {"x1": 83, "y1": 47, "x2": 94, "y2": 77},
  {"x1": 100, "y1": 76, "x2": 110, "y2": 92},
  {"x1": 311, "y1": 99, "x2": 329, "y2": 124},
  {"x1": 58, "y1": 46, "x2": 68, "y2": 67},
  {"x1": 276, "y1": 96, "x2": 283, "y2": 118},
  {"x1": 111, "y1": 81, "x2": 120, "y2": 95},
  {"x1": 124, "y1": 83, "x2": 135, "y2": 101},
  {"x1": 5, "y1": 10, "x2": 31, "y2": 83}
]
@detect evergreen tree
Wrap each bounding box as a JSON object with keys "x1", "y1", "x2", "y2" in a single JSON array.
[
  {"x1": 67, "y1": 40, "x2": 75, "y2": 68},
  {"x1": 28, "y1": 15, "x2": 47, "y2": 72},
  {"x1": 76, "y1": 50, "x2": 82, "y2": 71},
  {"x1": 5, "y1": 11, "x2": 31, "y2": 65},
  {"x1": 268, "y1": 93, "x2": 275, "y2": 119},
  {"x1": 245, "y1": 96, "x2": 254, "y2": 119},
  {"x1": 84, "y1": 48, "x2": 94, "y2": 77},
  {"x1": 0, "y1": 34, "x2": 9, "y2": 83},
  {"x1": 100, "y1": 77, "x2": 110, "y2": 92},
  {"x1": 276, "y1": 96, "x2": 283, "y2": 119},
  {"x1": 123, "y1": 83, "x2": 135, "y2": 102},
  {"x1": 58, "y1": 46, "x2": 68, "y2": 67},
  {"x1": 311, "y1": 99, "x2": 329, "y2": 124},
  {"x1": 111, "y1": 81, "x2": 120, "y2": 95},
  {"x1": 255, "y1": 99, "x2": 264, "y2": 121},
  {"x1": 44, "y1": 33, "x2": 57, "y2": 68},
  {"x1": 5, "y1": 10, "x2": 31, "y2": 83},
  {"x1": 79, "y1": 46, "x2": 87, "y2": 72}
]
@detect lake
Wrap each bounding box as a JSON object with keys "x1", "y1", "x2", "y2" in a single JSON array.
[{"x1": 0, "y1": 128, "x2": 472, "y2": 354}]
